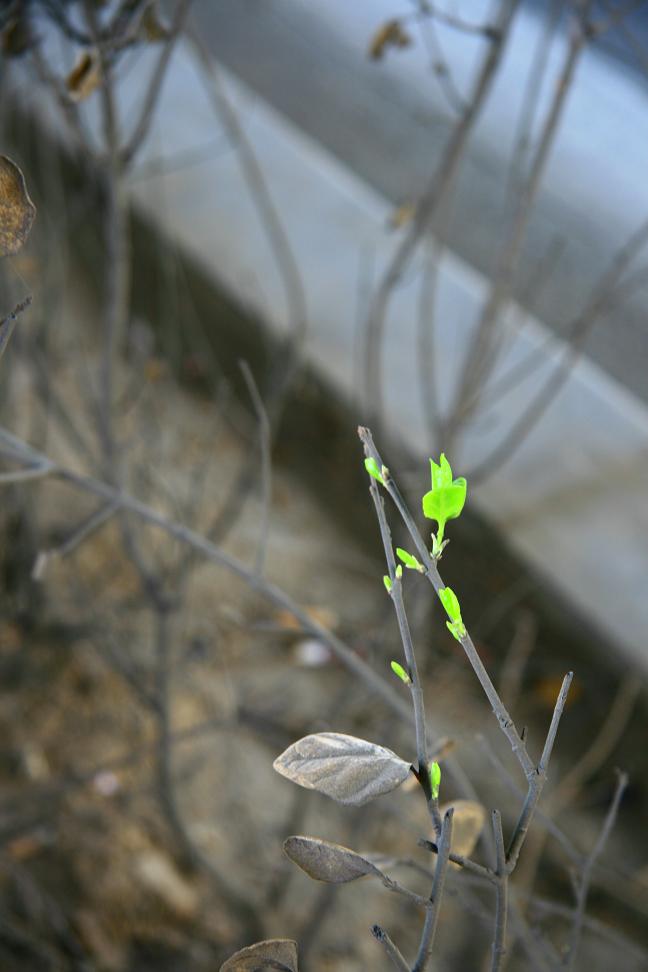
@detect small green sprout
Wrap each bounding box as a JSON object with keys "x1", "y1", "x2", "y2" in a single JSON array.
[
  {"x1": 395, "y1": 565, "x2": 402, "y2": 580},
  {"x1": 429, "y1": 761, "x2": 441, "y2": 800},
  {"x1": 422, "y1": 454, "x2": 467, "y2": 557},
  {"x1": 390, "y1": 660, "x2": 411, "y2": 684},
  {"x1": 364, "y1": 457, "x2": 385, "y2": 486},
  {"x1": 439, "y1": 586, "x2": 466, "y2": 641},
  {"x1": 396, "y1": 547, "x2": 425, "y2": 572},
  {"x1": 383, "y1": 575, "x2": 392, "y2": 593}
]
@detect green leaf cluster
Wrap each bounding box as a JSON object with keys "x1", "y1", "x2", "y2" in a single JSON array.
[{"x1": 422, "y1": 454, "x2": 466, "y2": 555}]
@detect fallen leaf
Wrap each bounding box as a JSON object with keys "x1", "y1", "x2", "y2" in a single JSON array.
[
  {"x1": 220, "y1": 939, "x2": 298, "y2": 972},
  {"x1": 274, "y1": 732, "x2": 411, "y2": 806},
  {"x1": 283, "y1": 836, "x2": 378, "y2": 884},
  {"x1": 0, "y1": 156, "x2": 36, "y2": 256}
]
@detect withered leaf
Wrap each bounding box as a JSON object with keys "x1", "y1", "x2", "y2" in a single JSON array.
[
  {"x1": 0, "y1": 157, "x2": 36, "y2": 257},
  {"x1": 219, "y1": 939, "x2": 298, "y2": 972},
  {"x1": 369, "y1": 19, "x2": 412, "y2": 61},
  {"x1": 283, "y1": 836, "x2": 378, "y2": 884},
  {"x1": 439, "y1": 799, "x2": 486, "y2": 866},
  {"x1": 273, "y1": 732, "x2": 411, "y2": 806},
  {"x1": 66, "y1": 49, "x2": 102, "y2": 102}
]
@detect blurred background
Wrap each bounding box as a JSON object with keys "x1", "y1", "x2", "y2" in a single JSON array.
[{"x1": 0, "y1": 1, "x2": 648, "y2": 969}]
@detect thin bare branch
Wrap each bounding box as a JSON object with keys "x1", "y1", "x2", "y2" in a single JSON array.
[
  {"x1": 413, "y1": 807, "x2": 454, "y2": 971},
  {"x1": 120, "y1": 0, "x2": 193, "y2": 167},
  {"x1": 490, "y1": 809, "x2": 509, "y2": 972},
  {"x1": 371, "y1": 925, "x2": 410, "y2": 972},
  {"x1": 362, "y1": 0, "x2": 518, "y2": 427},
  {"x1": 563, "y1": 770, "x2": 628, "y2": 970},
  {"x1": 0, "y1": 295, "x2": 31, "y2": 365},
  {"x1": 240, "y1": 360, "x2": 272, "y2": 577}
]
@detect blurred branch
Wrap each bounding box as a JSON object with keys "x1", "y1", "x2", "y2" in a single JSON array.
[
  {"x1": 239, "y1": 360, "x2": 272, "y2": 577},
  {"x1": 120, "y1": 0, "x2": 194, "y2": 166},
  {"x1": 0, "y1": 295, "x2": 31, "y2": 365},
  {"x1": 362, "y1": 0, "x2": 519, "y2": 428},
  {"x1": 563, "y1": 770, "x2": 628, "y2": 969},
  {"x1": 448, "y1": 1, "x2": 591, "y2": 443}
]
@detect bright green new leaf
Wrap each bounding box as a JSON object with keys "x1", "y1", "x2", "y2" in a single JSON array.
[
  {"x1": 383, "y1": 575, "x2": 392, "y2": 593},
  {"x1": 396, "y1": 547, "x2": 424, "y2": 572},
  {"x1": 439, "y1": 587, "x2": 466, "y2": 641},
  {"x1": 438, "y1": 587, "x2": 461, "y2": 623},
  {"x1": 364, "y1": 457, "x2": 385, "y2": 486},
  {"x1": 390, "y1": 660, "x2": 411, "y2": 684},
  {"x1": 446, "y1": 620, "x2": 466, "y2": 642},
  {"x1": 429, "y1": 761, "x2": 441, "y2": 800},
  {"x1": 422, "y1": 453, "x2": 467, "y2": 549},
  {"x1": 430, "y1": 454, "x2": 453, "y2": 490}
]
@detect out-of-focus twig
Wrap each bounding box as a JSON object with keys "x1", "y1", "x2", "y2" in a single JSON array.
[
  {"x1": 563, "y1": 770, "x2": 628, "y2": 970},
  {"x1": 0, "y1": 295, "x2": 31, "y2": 365}
]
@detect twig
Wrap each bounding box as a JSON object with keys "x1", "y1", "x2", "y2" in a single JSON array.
[
  {"x1": 419, "y1": 838, "x2": 496, "y2": 883},
  {"x1": 0, "y1": 463, "x2": 53, "y2": 484},
  {"x1": 0, "y1": 429, "x2": 414, "y2": 725},
  {"x1": 120, "y1": 0, "x2": 194, "y2": 166},
  {"x1": 505, "y1": 672, "x2": 573, "y2": 872},
  {"x1": 563, "y1": 770, "x2": 628, "y2": 970},
  {"x1": 417, "y1": 242, "x2": 442, "y2": 449},
  {"x1": 490, "y1": 809, "x2": 509, "y2": 972},
  {"x1": 498, "y1": 610, "x2": 537, "y2": 712},
  {"x1": 448, "y1": 1, "x2": 591, "y2": 439},
  {"x1": 188, "y1": 31, "x2": 307, "y2": 358},
  {"x1": 413, "y1": 807, "x2": 454, "y2": 971},
  {"x1": 371, "y1": 925, "x2": 410, "y2": 972},
  {"x1": 359, "y1": 426, "x2": 535, "y2": 781},
  {"x1": 33, "y1": 499, "x2": 119, "y2": 574},
  {"x1": 0, "y1": 296, "x2": 31, "y2": 365},
  {"x1": 240, "y1": 360, "x2": 272, "y2": 576},
  {"x1": 362, "y1": 0, "x2": 518, "y2": 428},
  {"x1": 365, "y1": 471, "x2": 441, "y2": 834}
]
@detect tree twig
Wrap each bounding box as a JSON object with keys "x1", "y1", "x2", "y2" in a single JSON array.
[
  {"x1": 0, "y1": 296, "x2": 31, "y2": 365},
  {"x1": 413, "y1": 807, "x2": 454, "y2": 971}
]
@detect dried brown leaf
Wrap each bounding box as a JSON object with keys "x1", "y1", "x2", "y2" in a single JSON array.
[
  {"x1": 0, "y1": 156, "x2": 36, "y2": 257},
  {"x1": 219, "y1": 939, "x2": 298, "y2": 972},
  {"x1": 369, "y1": 19, "x2": 412, "y2": 61},
  {"x1": 283, "y1": 836, "x2": 378, "y2": 884},
  {"x1": 273, "y1": 732, "x2": 411, "y2": 806},
  {"x1": 66, "y1": 50, "x2": 102, "y2": 102}
]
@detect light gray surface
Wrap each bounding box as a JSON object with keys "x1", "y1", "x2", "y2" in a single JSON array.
[{"x1": 192, "y1": 0, "x2": 648, "y2": 404}]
